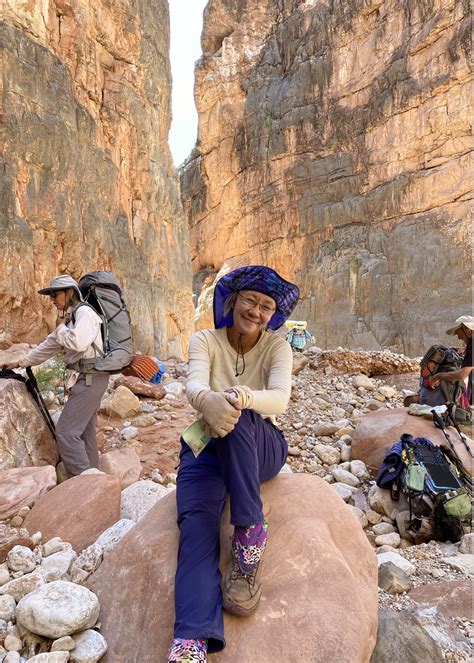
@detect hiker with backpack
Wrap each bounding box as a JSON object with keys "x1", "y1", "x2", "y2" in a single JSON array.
[
  {"x1": 285, "y1": 321, "x2": 313, "y2": 352},
  {"x1": 404, "y1": 316, "x2": 474, "y2": 413},
  {"x1": 2, "y1": 275, "x2": 109, "y2": 477},
  {"x1": 168, "y1": 265, "x2": 299, "y2": 663},
  {"x1": 430, "y1": 316, "x2": 473, "y2": 406}
]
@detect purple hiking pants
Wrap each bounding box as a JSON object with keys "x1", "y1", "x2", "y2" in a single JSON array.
[{"x1": 173, "y1": 408, "x2": 287, "y2": 653}]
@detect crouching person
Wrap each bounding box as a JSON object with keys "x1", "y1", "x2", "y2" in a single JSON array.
[
  {"x1": 3, "y1": 275, "x2": 108, "y2": 477},
  {"x1": 168, "y1": 266, "x2": 300, "y2": 662}
]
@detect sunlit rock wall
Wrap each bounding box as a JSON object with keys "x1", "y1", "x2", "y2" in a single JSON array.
[
  {"x1": 181, "y1": 0, "x2": 472, "y2": 355},
  {"x1": 1, "y1": 0, "x2": 194, "y2": 358}
]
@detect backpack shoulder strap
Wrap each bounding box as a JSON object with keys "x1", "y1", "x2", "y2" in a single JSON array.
[{"x1": 70, "y1": 301, "x2": 98, "y2": 324}]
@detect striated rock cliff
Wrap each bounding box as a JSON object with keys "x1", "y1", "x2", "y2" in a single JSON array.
[
  {"x1": 1, "y1": 0, "x2": 194, "y2": 357},
  {"x1": 181, "y1": 0, "x2": 472, "y2": 355}
]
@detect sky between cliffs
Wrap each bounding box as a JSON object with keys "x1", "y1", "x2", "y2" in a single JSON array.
[{"x1": 169, "y1": 0, "x2": 207, "y2": 167}]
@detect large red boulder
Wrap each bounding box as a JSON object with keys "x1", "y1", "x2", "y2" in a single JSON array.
[
  {"x1": 23, "y1": 474, "x2": 121, "y2": 552},
  {"x1": 88, "y1": 474, "x2": 378, "y2": 662},
  {"x1": 112, "y1": 376, "x2": 166, "y2": 400},
  {"x1": 0, "y1": 466, "x2": 57, "y2": 519},
  {"x1": 351, "y1": 408, "x2": 473, "y2": 472},
  {"x1": 98, "y1": 448, "x2": 142, "y2": 488},
  {"x1": 409, "y1": 579, "x2": 472, "y2": 620},
  {"x1": 0, "y1": 378, "x2": 58, "y2": 470}
]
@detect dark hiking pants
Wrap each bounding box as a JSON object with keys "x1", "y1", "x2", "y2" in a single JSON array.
[
  {"x1": 55, "y1": 373, "x2": 109, "y2": 476},
  {"x1": 173, "y1": 408, "x2": 288, "y2": 653}
]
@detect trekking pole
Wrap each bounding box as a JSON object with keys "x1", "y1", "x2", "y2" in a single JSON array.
[
  {"x1": 445, "y1": 405, "x2": 474, "y2": 459},
  {"x1": 431, "y1": 409, "x2": 460, "y2": 459},
  {"x1": 25, "y1": 367, "x2": 57, "y2": 440}
]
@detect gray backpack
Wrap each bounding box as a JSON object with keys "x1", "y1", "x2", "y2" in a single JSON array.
[{"x1": 75, "y1": 271, "x2": 134, "y2": 373}]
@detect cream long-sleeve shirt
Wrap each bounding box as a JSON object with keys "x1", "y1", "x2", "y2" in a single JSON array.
[
  {"x1": 186, "y1": 327, "x2": 293, "y2": 422},
  {"x1": 19, "y1": 304, "x2": 103, "y2": 368}
]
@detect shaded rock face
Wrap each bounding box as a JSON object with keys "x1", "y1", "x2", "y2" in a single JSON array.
[
  {"x1": 1, "y1": 1, "x2": 194, "y2": 358},
  {"x1": 370, "y1": 608, "x2": 444, "y2": 663},
  {"x1": 181, "y1": 0, "x2": 471, "y2": 355},
  {"x1": 0, "y1": 378, "x2": 58, "y2": 470},
  {"x1": 88, "y1": 474, "x2": 378, "y2": 662}
]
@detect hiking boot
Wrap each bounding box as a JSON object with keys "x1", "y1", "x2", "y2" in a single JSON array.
[
  {"x1": 222, "y1": 520, "x2": 267, "y2": 616},
  {"x1": 168, "y1": 638, "x2": 208, "y2": 662},
  {"x1": 222, "y1": 552, "x2": 264, "y2": 616}
]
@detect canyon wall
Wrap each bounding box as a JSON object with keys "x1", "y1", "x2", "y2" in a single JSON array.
[
  {"x1": 1, "y1": 0, "x2": 194, "y2": 358},
  {"x1": 181, "y1": 0, "x2": 472, "y2": 355}
]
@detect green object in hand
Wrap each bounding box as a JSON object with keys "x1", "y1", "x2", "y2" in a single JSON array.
[{"x1": 182, "y1": 420, "x2": 211, "y2": 458}]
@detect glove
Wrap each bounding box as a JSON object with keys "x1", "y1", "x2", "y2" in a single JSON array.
[
  {"x1": 199, "y1": 391, "x2": 241, "y2": 438},
  {"x1": 224, "y1": 386, "x2": 254, "y2": 410}
]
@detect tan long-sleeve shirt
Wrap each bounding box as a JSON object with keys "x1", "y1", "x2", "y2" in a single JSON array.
[
  {"x1": 19, "y1": 304, "x2": 103, "y2": 368},
  {"x1": 186, "y1": 328, "x2": 293, "y2": 422}
]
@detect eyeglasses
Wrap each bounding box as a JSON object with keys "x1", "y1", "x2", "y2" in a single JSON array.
[{"x1": 238, "y1": 293, "x2": 276, "y2": 316}]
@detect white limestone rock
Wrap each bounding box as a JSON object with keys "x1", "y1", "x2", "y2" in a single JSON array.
[
  {"x1": 372, "y1": 522, "x2": 396, "y2": 536},
  {"x1": 4, "y1": 633, "x2": 22, "y2": 652},
  {"x1": 70, "y1": 545, "x2": 103, "y2": 584},
  {"x1": 28, "y1": 654, "x2": 70, "y2": 662},
  {"x1": 310, "y1": 423, "x2": 339, "y2": 436},
  {"x1": 16, "y1": 581, "x2": 100, "y2": 638},
  {"x1": 42, "y1": 538, "x2": 67, "y2": 557},
  {"x1": 51, "y1": 636, "x2": 75, "y2": 652},
  {"x1": 70, "y1": 629, "x2": 108, "y2": 662},
  {"x1": 0, "y1": 564, "x2": 10, "y2": 587},
  {"x1": 459, "y1": 533, "x2": 474, "y2": 554},
  {"x1": 0, "y1": 595, "x2": 16, "y2": 621},
  {"x1": 6, "y1": 546, "x2": 36, "y2": 574},
  {"x1": 330, "y1": 467, "x2": 360, "y2": 487},
  {"x1": 120, "y1": 480, "x2": 169, "y2": 522},
  {"x1": 120, "y1": 426, "x2": 139, "y2": 441},
  {"x1": 0, "y1": 571, "x2": 45, "y2": 602},
  {"x1": 94, "y1": 519, "x2": 135, "y2": 555},
  {"x1": 330, "y1": 483, "x2": 353, "y2": 502},
  {"x1": 349, "y1": 460, "x2": 370, "y2": 480},
  {"x1": 41, "y1": 549, "x2": 77, "y2": 580},
  {"x1": 442, "y1": 555, "x2": 474, "y2": 576},
  {"x1": 352, "y1": 375, "x2": 375, "y2": 390},
  {"x1": 4, "y1": 652, "x2": 20, "y2": 663},
  {"x1": 313, "y1": 445, "x2": 341, "y2": 466},
  {"x1": 164, "y1": 381, "x2": 184, "y2": 397},
  {"x1": 375, "y1": 533, "x2": 401, "y2": 548},
  {"x1": 376, "y1": 552, "x2": 416, "y2": 575}
]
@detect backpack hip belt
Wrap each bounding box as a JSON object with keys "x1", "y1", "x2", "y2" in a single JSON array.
[{"x1": 67, "y1": 358, "x2": 102, "y2": 375}]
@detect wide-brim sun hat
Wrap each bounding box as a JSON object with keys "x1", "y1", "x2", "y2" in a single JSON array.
[
  {"x1": 38, "y1": 275, "x2": 83, "y2": 300},
  {"x1": 213, "y1": 265, "x2": 300, "y2": 330},
  {"x1": 446, "y1": 315, "x2": 474, "y2": 335}
]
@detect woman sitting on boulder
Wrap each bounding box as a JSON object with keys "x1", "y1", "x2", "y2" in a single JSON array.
[
  {"x1": 169, "y1": 266, "x2": 299, "y2": 663},
  {"x1": 3, "y1": 275, "x2": 108, "y2": 478}
]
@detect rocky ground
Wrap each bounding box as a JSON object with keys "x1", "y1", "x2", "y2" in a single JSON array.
[{"x1": 0, "y1": 347, "x2": 472, "y2": 661}]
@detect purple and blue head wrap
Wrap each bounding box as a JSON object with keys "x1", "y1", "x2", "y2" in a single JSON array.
[{"x1": 213, "y1": 265, "x2": 300, "y2": 330}]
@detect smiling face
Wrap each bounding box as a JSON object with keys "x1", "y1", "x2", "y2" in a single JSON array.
[{"x1": 231, "y1": 289, "x2": 276, "y2": 337}]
